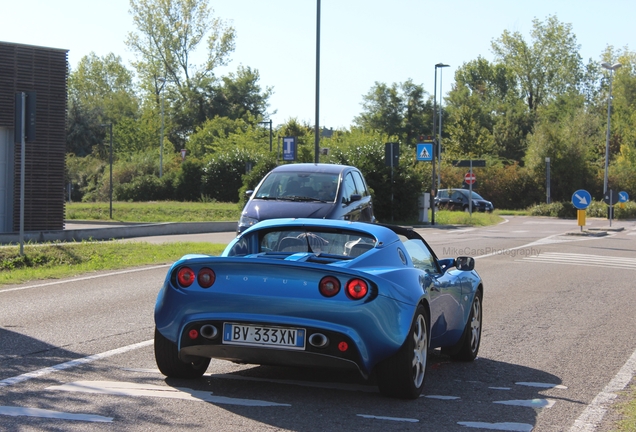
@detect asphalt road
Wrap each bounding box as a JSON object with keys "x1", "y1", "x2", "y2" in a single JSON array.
[{"x1": 1, "y1": 216, "x2": 636, "y2": 431}]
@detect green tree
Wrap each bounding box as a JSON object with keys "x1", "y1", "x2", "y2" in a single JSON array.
[
  {"x1": 127, "y1": 0, "x2": 238, "y2": 150},
  {"x1": 67, "y1": 52, "x2": 139, "y2": 157},
  {"x1": 354, "y1": 80, "x2": 432, "y2": 146},
  {"x1": 491, "y1": 15, "x2": 583, "y2": 112}
]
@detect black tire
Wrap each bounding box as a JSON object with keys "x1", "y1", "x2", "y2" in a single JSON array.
[
  {"x1": 154, "y1": 327, "x2": 211, "y2": 378},
  {"x1": 376, "y1": 305, "x2": 429, "y2": 399},
  {"x1": 445, "y1": 290, "x2": 482, "y2": 361}
]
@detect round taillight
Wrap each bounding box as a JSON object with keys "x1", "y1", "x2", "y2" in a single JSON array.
[
  {"x1": 338, "y1": 341, "x2": 349, "y2": 352},
  {"x1": 188, "y1": 329, "x2": 199, "y2": 339},
  {"x1": 198, "y1": 268, "x2": 216, "y2": 288},
  {"x1": 177, "y1": 267, "x2": 195, "y2": 287},
  {"x1": 346, "y1": 278, "x2": 368, "y2": 300},
  {"x1": 319, "y1": 276, "x2": 341, "y2": 297}
]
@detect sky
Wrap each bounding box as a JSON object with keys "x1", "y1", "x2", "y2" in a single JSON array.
[{"x1": 1, "y1": 0, "x2": 634, "y2": 130}]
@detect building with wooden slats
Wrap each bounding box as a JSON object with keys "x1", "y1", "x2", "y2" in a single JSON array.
[{"x1": 0, "y1": 41, "x2": 68, "y2": 233}]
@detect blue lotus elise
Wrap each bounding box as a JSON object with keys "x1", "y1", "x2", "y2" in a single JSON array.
[{"x1": 154, "y1": 218, "x2": 483, "y2": 399}]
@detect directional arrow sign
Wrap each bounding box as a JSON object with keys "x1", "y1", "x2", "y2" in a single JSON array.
[
  {"x1": 619, "y1": 191, "x2": 629, "y2": 203},
  {"x1": 571, "y1": 189, "x2": 591, "y2": 210}
]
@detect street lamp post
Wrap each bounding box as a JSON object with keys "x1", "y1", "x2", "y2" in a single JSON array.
[
  {"x1": 437, "y1": 63, "x2": 449, "y2": 189},
  {"x1": 601, "y1": 62, "x2": 621, "y2": 195},
  {"x1": 314, "y1": 0, "x2": 321, "y2": 164},
  {"x1": 430, "y1": 63, "x2": 449, "y2": 226},
  {"x1": 158, "y1": 77, "x2": 166, "y2": 178},
  {"x1": 259, "y1": 119, "x2": 273, "y2": 151}
]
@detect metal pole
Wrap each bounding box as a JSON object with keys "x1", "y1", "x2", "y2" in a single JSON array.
[
  {"x1": 314, "y1": 0, "x2": 321, "y2": 164},
  {"x1": 159, "y1": 93, "x2": 164, "y2": 178},
  {"x1": 19, "y1": 92, "x2": 26, "y2": 256},
  {"x1": 109, "y1": 124, "x2": 113, "y2": 219},
  {"x1": 269, "y1": 119, "x2": 273, "y2": 152},
  {"x1": 603, "y1": 72, "x2": 613, "y2": 195},
  {"x1": 431, "y1": 66, "x2": 438, "y2": 226},
  {"x1": 437, "y1": 68, "x2": 443, "y2": 188},
  {"x1": 546, "y1": 157, "x2": 551, "y2": 204},
  {"x1": 469, "y1": 159, "x2": 473, "y2": 216}
]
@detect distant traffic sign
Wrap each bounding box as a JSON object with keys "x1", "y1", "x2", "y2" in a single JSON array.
[
  {"x1": 619, "y1": 191, "x2": 629, "y2": 203},
  {"x1": 416, "y1": 142, "x2": 433, "y2": 161},
  {"x1": 571, "y1": 189, "x2": 591, "y2": 210},
  {"x1": 603, "y1": 190, "x2": 619, "y2": 206},
  {"x1": 464, "y1": 172, "x2": 476, "y2": 185},
  {"x1": 282, "y1": 136, "x2": 296, "y2": 161}
]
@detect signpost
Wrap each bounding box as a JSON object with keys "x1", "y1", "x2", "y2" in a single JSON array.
[
  {"x1": 416, "y1": 142, "x2": 433, "y2": 161},
  {"x1": 464, "y1": 172, "x2": 476, "y2": 185},
  {"x1": 282, "y1": 137, "x2": 297, "y2": 161},
  {"x1": 415, "y1": 141, "x2": 435, "y2": 224},
  {"x1": 572, "y1": 189, "x2": 591, "y2": 232},
  {"x1": 603, "y1": 190, "x2": 619, "y2": 227}
]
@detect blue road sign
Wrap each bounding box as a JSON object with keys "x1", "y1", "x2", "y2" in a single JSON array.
[
  {"x1": 572, "y1": 189, "x2": 591, "y2": 210},
  {"x1": 619, "y1": 191, "x2": 629, "y2": 203},
  {"x1": 416, "y1": 143, "x2": 433, "y2": 161},
  {"x1": 282, "y1": 136, "x2": 296, "y2": 161}
]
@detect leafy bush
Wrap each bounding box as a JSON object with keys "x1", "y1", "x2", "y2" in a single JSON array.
[
  {"x1": 528, "y1": 200, "x2": 636, "y2": 219},
  {"x1": 115, "y1": 175, "x2": 173, "y2": 201}
]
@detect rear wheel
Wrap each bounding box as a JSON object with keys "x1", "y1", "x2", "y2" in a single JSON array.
[
  {"x1": 376, "y1": 305, "x2": 429, "y2": 399},
  {"x1": 154, "y1": 327, "x2": 210, "y2": 378}
]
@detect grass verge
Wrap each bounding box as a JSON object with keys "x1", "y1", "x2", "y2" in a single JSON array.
[
  {"x1": 66, "y1": 201, "x2": 241, "y2": 222},
  {"x1": 613, "y1": 384, "x2": 636, "y2": 431},
  {"x1": 0, "y1": 241, "x2": 226, "y2": 286}
]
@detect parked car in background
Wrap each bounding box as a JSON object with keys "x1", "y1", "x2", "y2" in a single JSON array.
[
  {"x1": 435, "y1": 188, "x2": 494, "y2": 212},
  {"x1": 237, "y1": 163, "x2": 375, "y2": 233}
]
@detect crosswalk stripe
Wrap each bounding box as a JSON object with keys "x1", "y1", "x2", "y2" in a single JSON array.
[{"x1": 522, "y1": 252, "x2": 636, "y2": 270}]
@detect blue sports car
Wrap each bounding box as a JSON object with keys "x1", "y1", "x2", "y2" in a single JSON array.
[{"x1": 154, "y1": 219, "x2": 483, "y2": 399}]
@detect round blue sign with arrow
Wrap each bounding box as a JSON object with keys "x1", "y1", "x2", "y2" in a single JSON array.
[
  {"x1": 619, "y1": 191, "x2": 629, "y2": 203},
  {"x1": 572, "y1": 189, "x2": 591, "y2": 210}
]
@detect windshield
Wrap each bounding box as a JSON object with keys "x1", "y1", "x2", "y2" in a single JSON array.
[
  {"x1": 255, "y1": 172, "x2": 339, "y2": 202},
  {"x1": 228, "y1": 228, "x2": 376, "y2": 258},
  {"x1": 458, "y1": 190, "x2": 485, "y2": 200}
]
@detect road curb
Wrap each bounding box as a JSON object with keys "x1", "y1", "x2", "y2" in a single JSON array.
[{"x1": 0, "y1": 221, "x2": 237, "y2": 245}]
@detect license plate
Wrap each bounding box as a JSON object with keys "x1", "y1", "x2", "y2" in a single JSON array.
[{"x1": 222, "y1": 323, "x2": 306, "y2": 350}]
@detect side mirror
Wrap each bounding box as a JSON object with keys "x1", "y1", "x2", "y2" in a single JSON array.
[
  {"x1": 350, "y1": 194, "x2": 362, "y2": 202},
  {"x1": 245, "y1": 190, "x2": 254, "y2": 197},
  {"x1": 455, "y1": 256, "x2": 475, "y2": 271}
]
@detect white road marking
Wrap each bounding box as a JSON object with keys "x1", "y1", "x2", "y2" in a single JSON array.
[
  {"x1": 569, "y1": 347, "x2": 636, "y2": 431},
  {"x1": 522, "y1": 252, "x2": 636, "y2": 270},
  {"x1": 423, "y1": 395, "x2": 461, "y2": 400},
  {"x1": 0, "y1": 340, "x2": 153, "y2": 388},
  {"x1": 472, "y1": 232, "x2": 591, "y2": 260},
  {"x1": 47, "y1": 381, "x2": 290, "y2": 407},
  {"x1": 494, "y1": 399, "x2": 556, "y2": 409},
  {"x1": 457, "y1": 422, "x2": 533, "y2": 431},
  {"x1": 357, "y1": 414, "x2": 419, "y2": 422},
  {"x1": 0, "y1": 406, "x2": 113, "y2": 422},
  {"x1": 516, "y1": 382, "x2": 567, "y2": 389},
  {"x1": 0, "y1": 265, "x2": 170, "y2": 294}
]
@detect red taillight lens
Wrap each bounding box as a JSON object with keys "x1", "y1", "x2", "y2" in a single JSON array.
[
  {"x1": 319, "y1": 276, "x2": 341, "y2": 297},
  {"x1": 177, "y1": 267, "x2": 195, "y2": 287},
  {"x1": 189, "y1": 329, "x2": 199, "y2": 339},
  {"x1": 198, "y1": 268, "x2": 216, "y2": 288},
  {"x1": 346, "y1": 278, "x2": 368, "y2": 300}
]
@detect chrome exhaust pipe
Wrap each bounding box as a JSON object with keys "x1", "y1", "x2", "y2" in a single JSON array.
[
  {"x1": 308, "y1": 333, "x2": 329, "y2": 348},
  {"x1": 200, "y1": 324, "x2": 218, "y2": 340}
]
